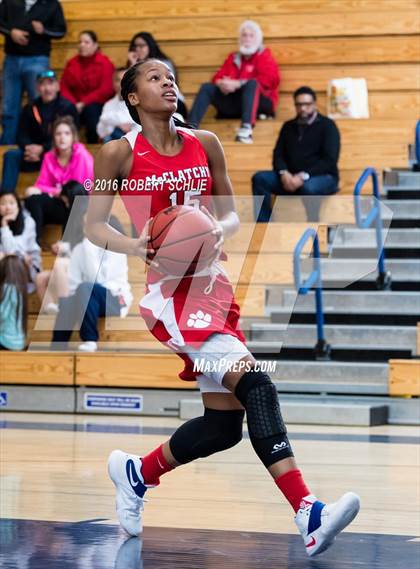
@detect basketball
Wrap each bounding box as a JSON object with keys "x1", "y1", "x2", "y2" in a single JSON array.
[{"x1": 148, "y1": 205, "x2": 219, "y2": 276}]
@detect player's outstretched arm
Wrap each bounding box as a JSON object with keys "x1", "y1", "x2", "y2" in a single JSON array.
[{"x1": 195, "y1": 130, "x2": 240, "y2": 241}]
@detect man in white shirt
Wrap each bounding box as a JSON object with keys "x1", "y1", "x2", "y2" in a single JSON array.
[{"x1": 97, "y1": 67, "x2": 141, "y2": 142}]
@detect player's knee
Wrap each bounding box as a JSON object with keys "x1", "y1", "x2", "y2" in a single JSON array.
[
  {"x1": 234, "y1": 370, "x2": 294, "y2": 467},
  {"x1": 169, "y1": 408, "x2": 244, "y2": 464},
  {"x1": 202, "y1": 407, "x2": 244, "y2": 453}
]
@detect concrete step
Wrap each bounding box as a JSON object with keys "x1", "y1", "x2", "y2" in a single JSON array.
[
  {"x1": 301, "y1": 258, "x2": 419, "y2": 283},
  {"x1": 383, "y1": 169, "x2": 420, "y2": 188},
  {"x1": 335, "y1": 227, "x2": 420, "y2": 248},
  {"x1": 330, "y1": 226, "x2": 420, "y2": 258},
  {"x1": 180, "y1": 398, "x2": 388, "y2": 426},
  {"x1": 248, "y1": 341, "x2": 411, "y2": 361},
  {"x1": 249, "y1": 323, "x2": 417, "y2": 353},
  {"x1": 268, "y1": 360, "x2": 389, "y2": 394},
  {"x1": 381, "y1": 200, "x2": 420, "y2": 220},
  {"x1": 273, "y1": 290, "x2": 420, "y2": 315},
  {"x1": 2, "y1": 386, "x2": 418, "y2": 424}
]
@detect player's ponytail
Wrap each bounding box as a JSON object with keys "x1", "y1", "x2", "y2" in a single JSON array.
[{"x1": 121, "y1": 61, "x2": 193, "y2": 129}]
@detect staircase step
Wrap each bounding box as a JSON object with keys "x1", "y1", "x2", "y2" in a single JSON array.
[
  {"x1": 180, "y1": 398, "x2": 388, "y2": 426},
  {"x1": 300, "y1": 258, "x2": 419, "y2": 284},
  {"x1": 382, "y1": 200, "x2": 420, "y2": 220},
  {"x1": 249, "y1": 323, "x2": 417, "y2": 353},
  {"x1": 269, "y1": 360, "x2": 389, "y2": 394},
  {"x1": 249, "y1": 342, "x2": 410, "y2": 361},
  {"x1": 279, "y1": 401, "x2": 389, "y2": 426},
  {"x1": 337, "y1": 227, "x2": 420, "y2": 247},
  {"x1": 275, "y1": 290, "x2": 419, "y2": 314},
  {"x1": 383, "y1": 169, "x2": 420, "y2": 188}
]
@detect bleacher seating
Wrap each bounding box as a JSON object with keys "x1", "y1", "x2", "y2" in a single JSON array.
[
  {"x1": 1, "y1": 0, "x2": 419, "y2": 196},
  {"x1": 1, "y1": 0, "x2": 419, "y2": 400}
]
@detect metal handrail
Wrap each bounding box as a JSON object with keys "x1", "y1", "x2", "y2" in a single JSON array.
[
  {"x1": 293, "y1": 228, "x2": 330, "y2": 360},
  {"x1": 353, "y1": 167, "x2": 391, "y2": 290}
]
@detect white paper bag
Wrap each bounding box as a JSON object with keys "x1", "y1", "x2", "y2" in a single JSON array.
[{"x1": 327, "y1": 78, "x2": 369, "y2": 119}]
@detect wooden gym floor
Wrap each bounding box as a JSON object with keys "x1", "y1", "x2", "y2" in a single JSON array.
[{"x1": 0, "y1": 411, "x2": 419, "y2": 568}]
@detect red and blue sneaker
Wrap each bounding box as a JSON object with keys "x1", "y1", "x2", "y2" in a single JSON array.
[{"x1": 295, "y1": 493, "x2": 360, "y2": 556}]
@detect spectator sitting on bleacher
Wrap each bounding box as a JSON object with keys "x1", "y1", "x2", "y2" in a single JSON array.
[
  {"x1": 60, "y1": 30, "x2": 115, "y2": 143},
  {"x1": 188, "y1": 20, "x2": 280, "y2": 144},
  {"x1": 252, "y1": 86, "x2": 340, "y2": 222},
  {"x1": 0, "y1": 254, "x2": 28, "y2": 351},
  {"x1": 0, "y1": 192, "x2": 40, "y2": 295},
  {"x1": 51, "y1": 213, "x2": 132, "y2": 352},
  {"x1": 24, "y1": 117, "x2": 93, "y2": 240},
  {"x1": 96, "y1": 68, "x2": 141, "y2": 142},
  {"x1": 0, "y1": 70, "x2": 78, "y2": 195},
  {"x1": 35, "y1": 182, "x2": 87, "y2": 315},
  {"x1": 127, "y1": 32, "x2": 188, "y2": 120},
  {"x1": 0, "y1": 0, "x2": 66, "y2": 145}
]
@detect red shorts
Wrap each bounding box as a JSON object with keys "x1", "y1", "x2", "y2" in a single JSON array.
[{"x1": 139, "y1": 271, "x2": 246, "y2": 380}]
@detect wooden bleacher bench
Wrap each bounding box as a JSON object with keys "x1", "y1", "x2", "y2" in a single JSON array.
[
  {"x1": 5, "y1": 160, "x2": 399, "y2": 199},
  {"x1": 389, "y1": 359, "x2": 420, "y2": 397},
  {"x1": 75, "y1": 352, "x2": 196, "y2": 389},
  {"x1": 1, "y1": 0, "x2": 418, "y2": 394},
  {"x1": 0, "y1": 129, "x2": 412, "y2": 200},
  {"x1": 417, "y1": 323, "x2": 420, "y2": 356},
  {"x1": 0, "y1": 0, "x2": 418, "y2": 197},
  {"x1": 25, "y1": 220, "x2": 328, "y2": 328},
  {"x1": 0, "y1": 351, "x2": 74, "y2": 385},
  {"x1": 36, "y1": 221, "x2": 328, "y2": 254}
]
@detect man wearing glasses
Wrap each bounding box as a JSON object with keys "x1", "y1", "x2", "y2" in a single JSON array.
[{"x1": 252, "y1": 86, "x2": 340, "y2": 222}]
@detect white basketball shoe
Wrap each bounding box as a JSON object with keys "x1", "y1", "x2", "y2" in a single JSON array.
[
  {"x1": 108, "y1": 450, "x2": 149, "y2": 536},
  {"x1": 295, "y1": 492, "x2": 360, "y2": 556}
]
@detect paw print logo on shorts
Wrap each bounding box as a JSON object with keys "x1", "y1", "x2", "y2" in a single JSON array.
[{"x1": 187, "y1": 310, "x2": 212, "y2": 329}]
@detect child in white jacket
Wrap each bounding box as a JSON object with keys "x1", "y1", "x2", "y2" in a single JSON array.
[{"x1": 96, "y1": 68, "x2": 141, "y2": 142}]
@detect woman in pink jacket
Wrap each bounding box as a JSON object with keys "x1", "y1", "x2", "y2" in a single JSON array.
[{"x1": 25, "y1": 116, "x2": 93, "y2": 241}]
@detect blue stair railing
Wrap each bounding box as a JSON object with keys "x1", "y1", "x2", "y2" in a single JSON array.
[
  {"x1": 293, "y1": 228, "x2": 331, "y2": 361},
  {"x1": 353, "y1": 167, "x2": 392, "y2": 290},
  {"x1": 415, "y1": 119, "x2": 420, "y2": 167}
]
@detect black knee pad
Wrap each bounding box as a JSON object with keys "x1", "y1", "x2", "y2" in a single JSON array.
[
  {"x1": 235, "y1": 370, "x2": 294, "y2": 467},
  {"x1": 169, "y1": 407, "x2": 245, "y2": 465}
]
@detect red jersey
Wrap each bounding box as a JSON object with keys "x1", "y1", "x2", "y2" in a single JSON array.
[
  {"x1": 120, "y1": 128, "x2": 213, "y2": 237},
  {"x1": 120, "y1": 128, "x2": 246, "y2": 380}
]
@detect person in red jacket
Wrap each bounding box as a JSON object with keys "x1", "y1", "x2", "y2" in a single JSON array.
[
  {"x1": 60, "y1": 30, "x2": 115, "y2": 143},
  {"x1": 189, "y1": 20, "x2": 280, "y2": 144}
]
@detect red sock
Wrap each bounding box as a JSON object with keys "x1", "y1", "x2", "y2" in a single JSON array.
[
  {"x1": 140, "y1": 444, "x2": 174, "y2": 486},
  {"x1": 275, "y1": 469, "x2": 312, "y2": 513}
]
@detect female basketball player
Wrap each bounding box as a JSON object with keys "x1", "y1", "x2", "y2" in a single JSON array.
[{"x1": 85, "y1": 60, "x2": 360, "y2": 557}]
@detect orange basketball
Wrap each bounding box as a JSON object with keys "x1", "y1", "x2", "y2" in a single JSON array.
[{"x1": 148, "y1": 205, "x2": 219, "y2": 276}]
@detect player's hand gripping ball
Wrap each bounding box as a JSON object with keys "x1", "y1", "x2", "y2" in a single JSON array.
[{"x1": 147, "y1": 205, "x2": 219, "y2": 276}]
